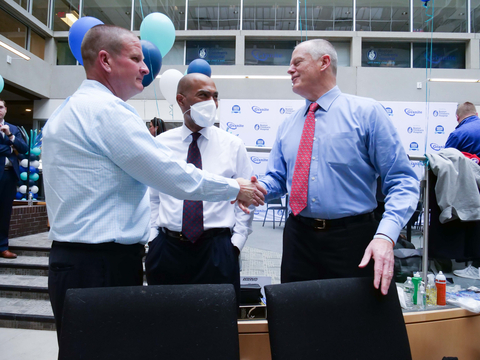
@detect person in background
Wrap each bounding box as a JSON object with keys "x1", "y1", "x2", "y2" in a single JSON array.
[
  {"x1": 259, "y1": 39, "x2": 419, "y2": 295},
  {"x1": 149, "y1": 117, "x2": 163, "y2": 136},
  {"x1": 0, "y1": 99, "x2": 29, "y2": 259},
  {"x1": 445, "y1": 101, "x2": 480, "y2": 280},
  {"x1": 146, "y1": 73, "x2": 254, "y2": 301}
]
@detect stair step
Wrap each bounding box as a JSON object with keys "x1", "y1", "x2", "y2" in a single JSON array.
[
  {"x1": 0, "y1": 298, "x2": 55, "y2": 330},
  {"x1": 8, "y1": 246, "x2": 50, "y2": 257},
  {"x1": 0, "y1": 256, "x2": 49, "y2": 276},
  {"x1": 0, "y1": 275, "x2": 49, "y2": 300}
]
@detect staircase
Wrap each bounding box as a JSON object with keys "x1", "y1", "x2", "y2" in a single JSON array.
[{"x1": 0, "y1": 232, "x2": 55, "y2": 330}]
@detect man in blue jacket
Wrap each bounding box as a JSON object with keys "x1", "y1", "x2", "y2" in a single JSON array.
[
  {"x1": 0, "y1": 99, "x2": 29, "y2": 258},
  {"x1": 445, "y1": 101, "x2": 480, "y2": 280}
]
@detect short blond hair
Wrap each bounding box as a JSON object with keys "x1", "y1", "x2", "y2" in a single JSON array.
[{"x1": 456, "y1": 102, "x2": 477, "y2": 121}]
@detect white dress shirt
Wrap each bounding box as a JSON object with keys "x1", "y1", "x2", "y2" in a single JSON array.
[
  {"x1": 149, "y1": 124, "x2": 254, "y2": 250},
  {"x1": 42, "y1": 80, "x2": 240, "y2": 245}
]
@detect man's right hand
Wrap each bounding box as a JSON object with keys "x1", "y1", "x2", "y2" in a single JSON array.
[{"x1": 234, "y1": 176, "x2": 267, "y2": 213}]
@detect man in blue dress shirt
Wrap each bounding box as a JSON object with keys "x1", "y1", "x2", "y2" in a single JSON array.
[
  {"x1": 42, "y1": 25, "x2": 265, "y2": 340},
  {"x1": 260, "y1": 39, "x2": 419, "y2": 295}
]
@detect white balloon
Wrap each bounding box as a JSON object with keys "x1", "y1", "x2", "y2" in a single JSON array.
[
  {"x1": 159, "y1": 69, "x2": 184, "y2": 105},
  {"x1": 31, "y1": 160, "x2": 40, "y2": 168},
  {"x1": 30, "y1": 185, "x2": 39, "y2": 194},
  {"x1": 20, "y1": 159, "x2": 29, "y2": 168},
  {"x1": 19, "y1": 185, "x2": 27, "y2": 194}
]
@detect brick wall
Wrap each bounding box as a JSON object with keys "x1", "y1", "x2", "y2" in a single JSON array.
[{"x1": 9, "y1": 205, "x2": 49, "y2": 239}]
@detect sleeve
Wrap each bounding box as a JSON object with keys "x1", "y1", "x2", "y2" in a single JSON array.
[
  {"x1": 90, "y1": 102, "x2": 240, "y2": 203},
  {"x1": 149, "y1": 187, "x2": 160, "y2": 228},
  {"x1": 11, "y1": 126, "x2": 29, "y2": 154},
  {"x1": 445, "y1": 132, "x2": 461, "y2": 151},
  {"x1": 368, "y1": 103, "x2": 420, "y2": 243},
  {"x1": 231, "y1": 141, "x2": 255, "y2": 251}
]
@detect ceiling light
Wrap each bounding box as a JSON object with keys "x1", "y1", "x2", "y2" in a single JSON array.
[
  {"x1": 0, "y1": 40, "x2": 30, "y2": 61},
  {"x1": 156, "y1": 74, "x2": 291, "y2": 80},
  {"x1": 428, "y1": 78, "x2": 479, "y2": 83},
  {"x1": 60, "y1": 11, "x2": 79, "y2": 27},
  {"x1": 25, "y1": 109, "x2": 32, "y2": 112},
  {"x1": 402, "y1": 11, "x2": 408, "y2": 15}
]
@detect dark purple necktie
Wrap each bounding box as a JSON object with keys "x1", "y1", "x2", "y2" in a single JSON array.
[{"x1": 182, "y1": 132, "x2": 204, "y2": 242}]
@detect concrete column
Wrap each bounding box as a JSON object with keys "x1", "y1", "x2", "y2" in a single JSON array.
[
  {"x1": 351, "y1": 35, "x2": 362, "y2": 68},
  {"x1": 466, "y1": 38, "x2": 480, "y2": 69},
  {"x1": 236, "y1": 34, "x2": 245, "y2": 66}
]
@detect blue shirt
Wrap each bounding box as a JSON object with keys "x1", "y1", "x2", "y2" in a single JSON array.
[
  {"x1": 260, "y1": 86, "x2": 419, "y2": 242},
  {"x1": 445, "y1": 115, "x2": 480, "y2": 157},
  {"x1": 42, "y1": 80, "x2": 239, "y2": 245}
]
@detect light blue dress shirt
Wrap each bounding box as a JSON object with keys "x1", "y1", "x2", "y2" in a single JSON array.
[
  {"x1": 260, "y1": 86, "x2": 419, "y2": 242},
  {"x1": 42, "y1": 80, "x2": 239, "y2": 245}
]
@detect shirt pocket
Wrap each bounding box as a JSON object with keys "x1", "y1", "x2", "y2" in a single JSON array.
[{"x1": 322, "y1": 131, "x2": 360, "y2": 167}]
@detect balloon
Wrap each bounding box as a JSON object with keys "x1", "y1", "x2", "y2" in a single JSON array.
[
  {"x1": 159, "y1": 69, "x2": 183, "y2": 105},
  {"x1": 31, "y1": 160, "x2": 40, "y2": 168},
  {"x1": 140, "y1": 13, "x2": 175, "y2": 58},
  {"x1": 30, "y1": 173, "x2": 39, "y2": 181},
  {"x1": 29, "y1": 154, "x2": 39, "y2": 161},
  {"x1": 187, "y1": 59, "x2": 212, "y2": 77},
  {"x1": 33, "y1": 193, "x2": 38, "y2": 199},
  {"x1": 29, "y1": 166, "x2": 38, "y2": 173},
  {"x1": 68, "y1": 16, "x2": 104, "y2": 65},
  {"x1": 20, "y1": 172, "x2": 28, "y2": 181},
  {"x1": 0, "y1": 75, "x2": 4, "y2": 93},
  {"x1": 141, "y1": 40, "x2": 162, "y2": 87},
  {"x1": 20, "y1": 159, "x2": 29, "y2": 168},
  {"x1": 31, "y1": 147, "x2": 41, "y2": 156},
  {"x1": 30, "y1": 185, "x2": 39, "y2": 194},
  {"x1": 19, "y1": 185, "x2": 27, "y2": 194},
  {"x1": 16, "y1": 192, "x2": 23, "y2": 200}
]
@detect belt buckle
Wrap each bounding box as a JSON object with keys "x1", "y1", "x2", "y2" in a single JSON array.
[{"x1": 313, "y1": 219, "x2": 326, "y2": 230}]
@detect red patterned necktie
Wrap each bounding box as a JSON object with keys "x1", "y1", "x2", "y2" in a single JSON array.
[
  {"x1": 182, "y1": 132, "x2": 204, "y2": 242},
  {"x1": 290, "y1": 102, "x2": 320, "y2": 216}
]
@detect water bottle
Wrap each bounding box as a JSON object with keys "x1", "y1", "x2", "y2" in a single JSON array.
[
  {"x1": 418, "y1": 283, "x2": 426, "y2": 310},
  {"x1": 435, "y1": 271, "x2": 447, "y2": 306},
  {"x1": 426, "y1": 274, "x2": 437, "y2": 306},
  {"x1": 28, "y1": 192, "x2": 33, "y2": 207},
  {"x1": 411, "y1": 272, "x2": 422, "y2": 306},
  {"x1": 403, "y1": 277, "x2": 414, "y2": 309}
]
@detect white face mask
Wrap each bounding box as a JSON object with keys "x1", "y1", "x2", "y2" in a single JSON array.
[{"x1": 186, "y1": 99, "x2": 217, "y2": 128}]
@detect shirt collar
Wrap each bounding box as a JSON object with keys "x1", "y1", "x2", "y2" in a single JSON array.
[
  {"x1": 457, "y1": 114, "x2": 479, "y2": 128},
  {"x1": 303, "y1": 85, "x2": 342, "y2": 116},
  {"x1": 180, "y1": 123, "x2": 211, "y2": 142}
]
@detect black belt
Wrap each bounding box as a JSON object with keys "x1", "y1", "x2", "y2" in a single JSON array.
[
  {"x1": 162, "y1": 227, "x2": 231, "y2": 242},
  {"x1": 292, "y1": 212, "x2": 374, "y2": 230}
]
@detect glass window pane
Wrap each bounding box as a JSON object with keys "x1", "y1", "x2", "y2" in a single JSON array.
[
  {"x1": 331, "y1": 41, "x2": 350, "y2": 67},
  {"x1": 356, "y1": 0, "x2": 409, "y2": 31},
  {"x1": 0, "y1": 8, "x2": 27, "y2": 49},
  {"x1": 30, "y1": 30, "x2": 45, "y2": 59},
  {"x1": 186, "y1": 40, "x2": 235, "y2": 65},
  {"x1": 162, "y1": 40, "x2": 184, "y2": 65},
  {"x1": 362, "y1": 41, "x2": 410, "y2": 67},
  {"x1": 32, "y1": 0, "x2": 49, "y2": 26},
  {"x1": 12, "y1": 0, "x2": 28, "y2": 11},
  {"x1": 413, "y1": 42, "x2": 465, "y2": 68},
  {"x1": 413, "y1": 0, "x2": 467, "y2": 32},
  {"x1": 53, "y1": 0, "x2": 80, "y2": 31},
  {"x1": 187, "y1": 0, "x2": 240, "y2": 30},
  {"x1": 134, "y1": 0, "x2": 185, "y2": 31},
  {"x1": 83, "y1": 0, "x2": 132, "y2": 29},
  {"x1": 471, "y1": 0, "x2": 480, "y2": 32},
  {"x1": 245, "y1": 40, "x2": 295, "y2": 65},
  {"x1": 243, "y1": 0, "x2": 296, "y2": 30},
  {"x1": 56, "y1": 39, "x2": 77, "y2": 64},
  {"x1": 301, "y1": 1, "x2": 353, "y2": 31}
]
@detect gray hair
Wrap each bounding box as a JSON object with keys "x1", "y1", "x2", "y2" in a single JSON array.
[{"x1": 297, "y1": 39, "x2": 338, "y2": 76}]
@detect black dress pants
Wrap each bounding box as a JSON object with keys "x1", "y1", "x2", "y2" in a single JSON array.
[
  {"x1": 145, "y1": 228, "x2": 240, "y2": 302},
  {"x1": 0, "y1": 169, "x2": 17, "y2": 252},
  {"x1": 281, "y1": 214, "x2": 378, "y2": 283},
  {"x1": 48, "y1": 241, "x2": 145, "y2": 342}
]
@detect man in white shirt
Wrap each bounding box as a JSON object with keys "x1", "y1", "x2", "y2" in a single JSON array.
[
  {"x1": 42, "y1": 25, "x2": 265, "y2": 341},
  {"x1": 146, "y1": 73, "x2": 254, "y2": 300}
]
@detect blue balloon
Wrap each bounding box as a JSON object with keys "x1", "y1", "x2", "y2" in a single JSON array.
[
  {"x1": 29, "y1": 166, "x2": 38, "y2": 174},
  {"x1": 0, "y1": 74, "x2": 4, "y2": 93},
  {"x1": 187, "y1": 59, "x2": 212, "y2": 77},
  {"x1": 141, "y1": 40, "x2": 162, "y2": 87},
  {"x1": 68, "y1": 16, "x2": 104, "y2": 65},
  {"x1": 19, "y1": 166, "x2": 27, "y2": 173},
  {"x1": 16, "y1": 192, "x2": 23, "y2": 200},
  {"x1": 29, "y1": 154, "x2": 39, "y2": 161}
]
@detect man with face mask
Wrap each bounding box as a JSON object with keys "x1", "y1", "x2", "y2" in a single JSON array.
[{"x1": 145, "y1": 73, "x2": 254, "y2": 300}]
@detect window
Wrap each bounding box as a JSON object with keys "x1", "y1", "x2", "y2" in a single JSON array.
[
  {"x1": 30, "y1": 30, "x2": 45, "y2": 59},
  {"x1": 56, "y1": 39, "x2": 76, "y2": 65},
  {"x1": 413, "y1": 42, "x2": 465, "y2": 69},
  {"x1": 187, "y1": 0, "x2": 240, "y2": 30},
  {"x1": 413, "y1": 0, "x2": 467, "y2": 32},
  {"x1": 356, "y1": 0, "x2": 409, "y2": 32},
  {"x1": 32, "y1": 0, "x2": 49, "y2": 26},
  {"x1": 53, "y1": 0, "x2": 80, "y2": 31},
  {"x1": 471, "y1": 0, "x2": 480, "y2": 32},
  {"x1": 303, "y1": 0, "x2": 353, "y2": 31},
  {"x1": 245, "y1": 40, "x2": 295, "y2": 65},
  {"x1": 362, "y1": 41, "x2": 410, "y2": 67},
  {"x1": 162, "y1": 40, "x2": 185, "y2": 65},
  {"x1": 82, "y1": 0, "x2": 131, "y2": 29},
  {"x1": 134, "y1": 0, "x2": 185, "y2": 31},
  {"x1": 0, "y1": 8, "x2": 27, "y2": 49},
  {"x1": 243, "y1": 0, "x2": 296, "y2": 30},
  {"x1": 186, "y1": 40, "x2": 235, "y2": 65}
]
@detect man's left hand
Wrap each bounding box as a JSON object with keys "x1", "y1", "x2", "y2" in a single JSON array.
[
  {"x1": 0, "y1": 124, "x2": 11, "y2": 136},
  {"x1": 358, "y1": 238, "x2": 394, "y2": 295}
]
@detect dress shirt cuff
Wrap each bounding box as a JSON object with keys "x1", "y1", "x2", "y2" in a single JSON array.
[
  {"x1": 226, "y1": 178, "x2": 241, "y2": 201},
  {"x1": 374, "y1": 234, "x2": 395, "y2": 246},
  {"x1": 375, "y1": 218, "x2": 400, "y2": 245},
  {"x1": 9, "y1": 134, "x2": 15, "y2": 142},
  {"x1": 231, "y1": 232, "x2": 247, "y2": 252}
]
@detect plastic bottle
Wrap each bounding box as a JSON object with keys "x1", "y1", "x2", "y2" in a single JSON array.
[
  {"x1": 418, "y1": 283, "x2": 426, "y2": 310},
  {"x1": 28, "y1": 192, "x2": 33, "y2": 207},
  {"x1": 426, "y1": 274, "x2": 437, "y2": 306},
  {"x1": 403, "y1": 277, "x2": 414, "y2": 309},
  {"x1": 412, "y1": 272, "x2": 422, "y2": 305},
  {"x1": 436, "y1": 271, "x2": 447, "y2": 306}
]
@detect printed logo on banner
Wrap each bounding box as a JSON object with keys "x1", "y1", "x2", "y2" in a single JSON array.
[
  {"x1": 226, "y1": 122, "x2": 244, "y2": 131},
  {"x1": 256, "y1": 139, "x2": 265, "y2": 147},
  {"x1": 404, "y1": 108, "x2": 422, "y2": 117},
  {"x1": 367, "y1": 50, "x2": 377, "y2": 61},
  {"x1": 433, "y1": 109, "x2": 450, "y2": 117},
  {"x1": 252, "y1": 50, "x2": 282, "y2": 61},
  {"x1": 254, "y1": 124, "x2": 271, "y2": 131},
  {"x1": 435, "y1": 125, "x2": 445, "y2": 134},
  {"x1": 410, "y1": 161, "x2": 425, "y2": 168},
  {"x1": 252, "y1": 106, "x2": 269, "y2": 114},
  {"x1": 199, "y1": 48, "x2": 207, "y2": 59},
  {"x1": 250, "y1": 156, "x2": 269, "y2": 165},
  {"x1": 231, "y1": 105, "x2": 241, "y2": 114},
  {"x1": 385, "y1": 107, "x2": 393, "y2": 116},
  {"x1": 407, "y1": 126, "x2": 424, "y2": 134},
  {"x1": 409, "y1": 142, "x2": 419, "y2": 151},
  {"x1": 433, "y1": 110, "x2": 439, "y2": 117},
  {"x1": 280, "y1": 107, "x2": 296, "y2": 115},
  {"x1": 430, "y1": 143, "x2": 444, "y2": 151}
]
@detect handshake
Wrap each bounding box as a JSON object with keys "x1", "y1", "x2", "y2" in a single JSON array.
[{"x1": 234, "y1": 176, "x2": 268, "y2": 214}]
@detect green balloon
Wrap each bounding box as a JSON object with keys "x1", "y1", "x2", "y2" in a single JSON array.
[
  {"x1": 30, "y1": 173, "x2": 39, "y2": 181},
  {"x1": 20, "y1": 172, "x2": 28, "y2": 181},
  {"x1": 31, "y1": 147, "x2": 41, "y2": 156},
  {"x1": 0, "y1": 75, "x2": 4, "y2": 93}
]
